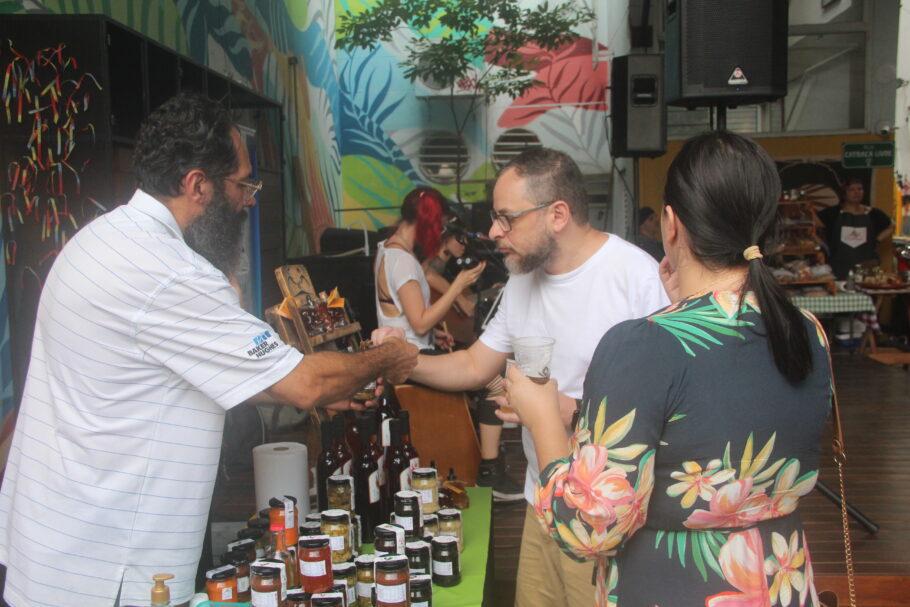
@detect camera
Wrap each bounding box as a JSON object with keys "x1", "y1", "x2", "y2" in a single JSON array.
[{"x1": 455, "y1": 255, "x2": 481, "y2": 270}]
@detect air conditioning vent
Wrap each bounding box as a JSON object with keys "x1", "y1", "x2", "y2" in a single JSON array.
[
  {"x1": 418, "y1": 131, "x2": 469, "y2": 185},
  {"x1": 492, "y1": 129, "x2": 542, "y2": 171}
]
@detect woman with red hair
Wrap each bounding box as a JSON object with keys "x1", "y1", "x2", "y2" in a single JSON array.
[{"x1": 375, "y1": 187, "x2": 486, "y2": 349}]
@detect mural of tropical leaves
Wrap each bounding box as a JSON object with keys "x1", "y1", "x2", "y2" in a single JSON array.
[
  {"x1": 176, "y1": 0, "x2": 253, "y2": 81},
  {"x1": 312, "y1": 84, "x2": 343, "y2": 225},
  {"x1": 338, "y1": 46, "x2": 421, "y2": 183},
  {"x1": 341, "y1": 155, "x2": 411, "y2": 228}
]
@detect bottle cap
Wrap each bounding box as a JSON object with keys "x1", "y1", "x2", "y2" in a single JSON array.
[{"x1": 150, "y1": 573, "x2": 174, "y2": 605}]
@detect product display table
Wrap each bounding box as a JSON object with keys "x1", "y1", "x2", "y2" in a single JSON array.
[
  {"x1": 199, "y1": 486, "x2": 492, "y2": 607},
  {"x1": 853, "y1": 286, "x2": 910, "y2": 353},
  {"x1": 788, "y1": 292, "x2": 875, "y2": 315}
]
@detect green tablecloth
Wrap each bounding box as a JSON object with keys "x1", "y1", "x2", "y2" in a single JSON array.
[
  {"x1": 789, "y1": 292, "x2": 875, "y2": 314},
  {"x1": 200, "y1": 486, "x2": 492, "y2": 607}
]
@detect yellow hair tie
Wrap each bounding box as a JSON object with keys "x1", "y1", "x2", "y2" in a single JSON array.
[{"x1": 743, "y1": 245, "x2": 763, "y2": 261}]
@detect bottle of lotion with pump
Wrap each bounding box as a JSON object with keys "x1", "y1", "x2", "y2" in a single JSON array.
[{"x1": 150, "y1": 573, "x2": 174, "y2": 607}]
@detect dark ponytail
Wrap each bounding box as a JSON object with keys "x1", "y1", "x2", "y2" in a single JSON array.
[{"x1": 665, "y1": 131, "x2": 812, "y2": 383}]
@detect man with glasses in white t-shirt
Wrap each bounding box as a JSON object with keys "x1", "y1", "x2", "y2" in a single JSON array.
[
  {"x1": 375, "y1": 148, "x2": 667, "y2": 607},
  {"x1": 0, "y1": 92, "x2": 417, "y2": 607}
]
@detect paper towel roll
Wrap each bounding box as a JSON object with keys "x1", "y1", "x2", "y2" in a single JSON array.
[{"x1": 252, "y1": 441, "x2": 309, "y2": 516}]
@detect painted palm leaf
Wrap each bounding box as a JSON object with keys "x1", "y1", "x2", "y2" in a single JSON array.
[
  {"x1": 650, "y1": 299, "x2": 754, "y2": 356},
  {"x1": 177, "y1": 0, "x2": 252, "y2": 79}
]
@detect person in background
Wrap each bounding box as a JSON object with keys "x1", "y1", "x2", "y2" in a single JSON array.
[
  {"x1": 503, "y1": 130, "x2": 833, "y2": 606},
  {"x1": 376, "y1": 147, "x2": 668, "y2": 607},
  {"x1": 818, "y1": 177, "x2": 894, "y2": 279},
  {"x1": 375, "y1": 187, "x2": 485, "y2": 350},
  {"x1": 424, "y1": 225, "x2": 477, "y2": 319},
  {"x1": 635, "y1": 206, "x2": 665, "y2": 262},
  {"x1": 0, "y1": 92, "x2": 417, "y2": 607}
]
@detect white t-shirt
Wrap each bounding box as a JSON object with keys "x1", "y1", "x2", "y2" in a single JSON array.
[
  {"x1": 0, "y1": 190, "x2": 302, "y2": 607},
  {"x1": 374, "y1": 242, "x2": 434, "y2": 349},
  {"x1": 480, "y1": 234, "x2": 669, "y2": 502}
]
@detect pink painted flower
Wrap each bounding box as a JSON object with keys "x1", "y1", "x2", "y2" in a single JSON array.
[
  {"x1": 799, "y1": 531, "x2": 820, "y2": 607},
  {"x1": 764, "y1": 531, "x2": 806, "y2": 606},
  {"x1": 706, "y1": 529, "x2": 772, "y2": 607},
  {"x1": 684, "y1": 478, "x2": 770, "y2": 529},
  {"x1": 614, "y1": 451, "x2": 655, "y2": 538},
  {"x1": 564, "y1": 444, "x2": 635, "y2": 532}
]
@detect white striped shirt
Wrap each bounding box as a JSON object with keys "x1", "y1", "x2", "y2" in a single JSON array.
[{"x1": 0, "y1": 190, "x2": 302, "y2": 606}]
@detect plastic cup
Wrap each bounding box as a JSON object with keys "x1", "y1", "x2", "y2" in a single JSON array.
[{"x1": 512, "y1": 336, "x2": 555, "y2": 384}]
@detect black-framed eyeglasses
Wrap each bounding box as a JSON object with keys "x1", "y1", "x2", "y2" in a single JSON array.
[
  {"x1": 489, "y1": 200, "x2": 557, "y2": 232},
  {"x1": 225, "y1": 178, "x2": 263, "y2": 201}
]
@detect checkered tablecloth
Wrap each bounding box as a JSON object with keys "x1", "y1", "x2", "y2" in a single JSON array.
[
  {"x1": 789, "y1": 292, "x2": 876, "y2": 314},
  {"x1": 855, "y1": 286, "x2": 910, "y2": 296}
]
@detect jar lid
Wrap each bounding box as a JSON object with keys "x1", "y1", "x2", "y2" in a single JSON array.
[
  {"x1": 405, "y1": 540, "x2": 430, "y2": 552},
  {"x1": 328, "y1": 474, "x2": 353, "y2": 486},
  {"x1": 298, "y1": 534, "x2": 330, "y2": 548},
  {"x1": 286, "y1": 589, "x2": 313, "y2": 603},
  {"x1": 395, "y1": 490, "x2": 421, "y2": 500},
  {"x1": 258, "y1": 508, "x2": 272, "y2": 520},
  {"x1": 321, "y1": 509, "x2": 351, "y2": 523},
  {"x1": 374, "y1": 555, "x2": 409, "y2": 571},
  {"x1": 311, "y1": 594, "x2": 345, "y2": 607},
  {"x1": 248, "y1": 516, "x2": 270, "y2": 530},
  {"x1": 373, "y1": 525, "x2": 400, "y2": 539},
  {"x1": 437, "y1": 508, "x2": 461, "y2": 520},
  {"x1": 410, "y1": 574, "x2": 432, "y2": 588},
  {"x1": 205, "y1": 565, "x2": 236, "y2": 581},
  {"x1": 432, "y1": 535, "x2": 458, "y2": 547},
  {"x1": 269, "y1": 495, "x2": 298, "y2": 507},
  {"x1": 250, "y1": 564, "x2": 280, "y2": 578},
  {"x1": 237, "y1": 527, "x2": 264, "y2": 540},
  {"x1": 354, "y1": 554, "x2": 376, "y2": 567},
  {"x1": 300, "y1": 521, "x2": 323, "y2": 536},
  {"x1": 305, "y1": 512, "x2": 323, "y2": 522},
  {"x1": 412, "y1": 467, "x2": 437, "y2": 479},
  {"x1": 332, "y1": 562, "x2": 356, "y2": 575},
  {"x1": 220, "y1": 549, "x2": 248, "y2": 566},
  {"x1": 422, "y1": 513, "x2": 438, "y2": 523}
]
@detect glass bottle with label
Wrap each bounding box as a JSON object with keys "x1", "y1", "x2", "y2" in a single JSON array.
[
  {"x1": 374, "y1": 390, "x2": 397, "y2": 450},
  {"x1": 269, "y1": 496, "x2": 300, "y2": 557},
  {"x1": 386, "y1": 419, "x2": 411, "y2": 495},
  {"x1": 316, "y1": 419, "x2": 340, "y2": 512},
  {"x1": 363, "y1": 412, "x2": 390, "y2": 523},
  {"x1": 398, "y1": 410, "x2": 420, "y2": 471},
  {"x1": 332, "y1": 414, "x2": 353, "y2": 476},
  {"x1": 353, "y1": 415, "x2": 382, "y2": 543},
  {"x1": 266, "y1": 521, "x2": 300, "y2": 590},
  {"x1": 221, "y1": 549, "x2": 252, "y2": 603}
]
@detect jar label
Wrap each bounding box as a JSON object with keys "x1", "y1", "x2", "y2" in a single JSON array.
[
  {"x1": 347, "y1": 585, "x2": 356, "y2": 604},
  {"x1": 413, "y1": 602, "x2": 430, "y2": 607},
  {"x1": 433, "y1": 559, "x2": 454, "y2": 576},
  {"x1": 411, "y1": 567, "x2": 426, "y2": 575},
  {"x1": 381, "y1": 418, "x2": 392, "y2": 447},
  {"x1": 251, "y1": 588, "x2": 279, "y2": 607},
  {"x1": 329, "y1": 534, "x2": 346, "y2": 552},
  {"x1": 238, "y1": 575, "x2": 250, "y2": 593},
  {"x1": 357, "y1": 581, "x2": 373, "y2": 598},
  {"x1": 376, "y1": 582, "x2": 407, "y2": 602},
  {"x1": 399, "y1": 468, "x2": 411, "y2": 491},
  {"x1": 301, "y1": 559, "x2": 327, "y2": 577},
  {"x1": 418, "y1": 488, "x2": 434, "y2": 504},
  {"x1": 377, "y1": 455, "x2": 387, "y2": 485},
  {"x1": 368, "y1": 471, "x2": 380, "y2": 503},
  {"x1": 221, "y1": 586, "x2": 234, "y2": 601},
  {"x1": 282, "y1": 496, "x2": 294, "y2": 529},
  {"x1": 342, "y1": 459, "x2": 353, "y2": 475},
  {"x1": 393, "y1": 513, "x2": 413, "y2": 531},
  {"x1": 410, "y1": 457, "x2": 420, "y2": 471}
]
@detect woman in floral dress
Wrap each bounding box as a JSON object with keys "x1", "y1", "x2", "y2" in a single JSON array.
[{"x1": 501, "y1": 131, "x2": 832, "y2": 607}]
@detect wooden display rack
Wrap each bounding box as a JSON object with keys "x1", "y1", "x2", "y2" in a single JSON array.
[
  {"x1": 777, "y1": 199, "x2": 836, "y2": 295},
  {"x1": 266, "y1": 264, "x2": 362, "y2": 354}
]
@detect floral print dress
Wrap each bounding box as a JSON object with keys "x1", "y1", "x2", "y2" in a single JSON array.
[{"x1": 535, "y1": 291, "x2": 833, "y2": 607}]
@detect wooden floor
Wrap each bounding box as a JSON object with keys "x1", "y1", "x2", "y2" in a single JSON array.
[{"x1": 211, "y1": 346, "x2": 910, "y2": 607}]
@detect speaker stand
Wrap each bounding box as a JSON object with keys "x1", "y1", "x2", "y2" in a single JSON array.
[
  {"x1": 714, "y1": 104, "x2": 727, "y2": 131},
  {"x1": 814, "y1": 479, "x2": 879, "y2": 535}
]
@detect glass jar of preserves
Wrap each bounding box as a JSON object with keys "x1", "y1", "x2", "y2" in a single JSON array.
[
  {"x1": 373, "y1": 523, "x2": 405, "y2": 557},
  {"x1": 393, "y1": 490, "x2": 423, "y2": 540},
  {"x1": 431, "y1": 535, "x2": 461, "y2": 587},
  {"x1": 374, "y1": 555, "x2": 409, "y2": 607},
  {"x1": 321, "y1": 509, "x2": 352, "y2": 563},
  {"x1": 226, "y1": 537, "x2": 257, "y2": 565},
  {"x1": 411, "y1": 468, "x2": 439, "y2": 514},
  {"x1": 306, "y1": 512, "x2": 323, "y2": 523},
  {"x1": 237, "y1": 527, "x2": 266, "y2": 559},
  {"x1": 221, "y1": 549, "x2": 251, "y2": 602},
  {"x1": 354, "y1": 554, "x2": 375, "y2": 607},
  {"x1": 328, "y1": 474, "x2": 354, "y2": 511},
  {"x1": 205, "y1": 565, "x2": 237, "y2": 603},
  {"x1": 421, "y1": 514, "x2": 438, "y2": 540},
  {"x1": 270, "y1": 495, "x2": 300, "y2": 551},
  {"x1": 250, "y1": 563, "x2": 282, "y2": 606},
  {"x1": 311, "y1": 592, "x2": 345, "y2": 606},
  {"x1": 298, "y1": 535, "x2": 334, "y2": 594},
  {"x1": 300, "y1": 521, "x2": 323, "y2": 537},
  {"x1": 437, "y1": 508, "x2": 463, "y2": 552},
  {"x1": 332, "y1": 562, "x2": 356, "y2": 607},
  {"x1": 409, "y1": 574, "x2": 433, "y2": 607},
  {"x1": 405, "y1": 541, "x2": 431, "y2": 576}
]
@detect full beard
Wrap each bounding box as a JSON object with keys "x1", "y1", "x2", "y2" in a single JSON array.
[
  {"x1": 184, "y1": 182, "x2": 248, "y2": 277},
  {"x1": 504, "y1": 230, "x2": 557, "y2": 274}
]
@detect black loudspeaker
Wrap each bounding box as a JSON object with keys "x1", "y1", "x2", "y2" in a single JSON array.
[
  {"x1": 665, "y1": 0, "x2": 787, "y2": 108},
  {"x1": 610, "y1": 54, "x2": 666, "y2": 158}
]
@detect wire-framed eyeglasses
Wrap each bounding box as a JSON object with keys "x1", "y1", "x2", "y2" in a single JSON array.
[
  {"x1": 489, "y1": 200, "x2": 557, "y2": 232},
  {"x1": 225, "y1": 178, "x2": 263, "y2": 201}
]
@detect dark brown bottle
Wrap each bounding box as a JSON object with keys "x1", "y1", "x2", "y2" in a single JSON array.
[
  {"x1": 353, "y1": 414, "x2": 382, "y2": 542},
  {"x1": 375, "y1": 390, "x2": 398, "y2": 449},
  {"x1": 316, "y1": 420, "x2": 340, "y2": 512},
  {"x1": 386, "y1": 419, "x2": 411, "y2": 495},
  {"x1": 332, "y1": 414, "x2": 353, "y2": 475},
  {"x1": 398, "y1": 410, "x2": 420, "y2": 471}
]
